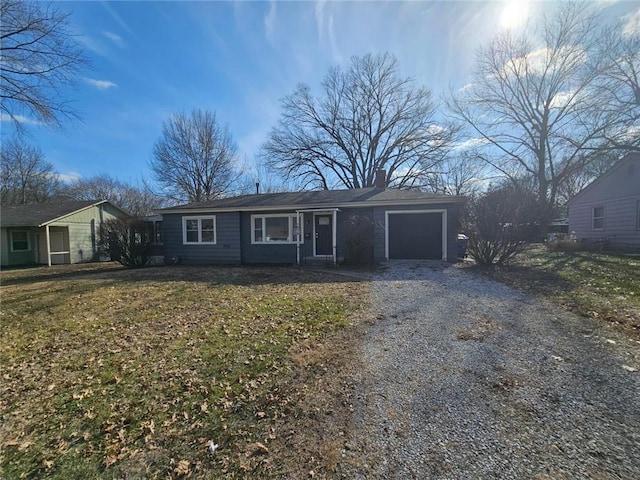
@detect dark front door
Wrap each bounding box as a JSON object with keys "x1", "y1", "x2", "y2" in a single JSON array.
[
  {"x1": 388, "y1": 212, "x2": 443, "y2": 259},
  {"x1": 315, "y1": 215, "x2": 333, "y2": 256}
]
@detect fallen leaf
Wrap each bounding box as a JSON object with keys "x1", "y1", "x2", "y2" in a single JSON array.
[{"x1": 622, "y1": 365, "x2": 638, "y2": 372}]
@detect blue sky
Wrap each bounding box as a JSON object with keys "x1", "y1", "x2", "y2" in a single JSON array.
[{"x1": 3, "y1": 0, "x2": 639, "y2": 185}]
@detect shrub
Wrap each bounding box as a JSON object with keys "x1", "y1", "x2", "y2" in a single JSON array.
[
  {"x1": 103, "y1": 217, "x2": 153, "y2": 268},
  {"x1": 344, "y1": 213, "x2": 374, "y2": 265},
  {"x1": 463, "y1": 184, "x2": 544, "y2": 265}
]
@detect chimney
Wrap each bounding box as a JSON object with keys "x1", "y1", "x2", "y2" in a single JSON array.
[{"x1": 374, "y1": 169, "x2": 386, "y2": 189}]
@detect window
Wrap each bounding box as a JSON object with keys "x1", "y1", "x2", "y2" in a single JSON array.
[
  {"x1": 182, "y1": 216, "x2": 216, "y2": 244},
  {"x1": 592, "y1": 206, "x2": 604, "y2": 230},
  {"x1": 251, "y1": 214, "x2": 302, "y2": 244},
  {"x1": 10, "y1": 230, "x2": 30, "y2": 252},
  {"x1": 153, "y1": 221, "x2": 163, "y2": 245}
]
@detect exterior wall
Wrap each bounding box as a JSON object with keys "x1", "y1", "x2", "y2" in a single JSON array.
[
  {"x1": 568, "y1": 158, "x2": 640, "y2": 248},
  {"x1": 50, "y1": 203, "x2": 125, "y2": 263},
  {"x1": 240, "y1": 210, "x2": 301, "y2": 264},
  {"x1": 0, "y1": 228, "x2": 9, "y2": 266},
  {"x1": 568, "y1": 197, "x2": 640, "y2": 248},
  {"x1": 372, "y1": 203, "x2": 460, "y2": 262},
  {"x1": 162, "y1": 212, "x2": 241, "y2": 264},
  {"x1": 0, "y1": 227, "x2": 37, "y2": 266}
]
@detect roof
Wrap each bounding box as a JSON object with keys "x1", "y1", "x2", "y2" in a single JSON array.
[
  {"x1": 0, "y1": 200, "x2": 125, "y2": 228},
  {"x1": 160, "y1": 187, "x2": 464, "y2": 213},
  {"x1": 568, "y1": 152, "x2": 640, "y2": 206}
]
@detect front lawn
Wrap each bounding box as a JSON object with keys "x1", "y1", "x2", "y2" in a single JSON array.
[
  {"x1": 0, "y1": 264, "x2": 367, "y2": 479},
  {"x1": 480, "y1": 245, "x2": 640, "y2": 336}
]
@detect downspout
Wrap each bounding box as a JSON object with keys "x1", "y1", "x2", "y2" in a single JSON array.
[
  {"x1": 332, "y1": 210, "x2": 337, "y2": 265},
  {"x1": 296, "y1": 210, "x2": 301, "y2": 266},
  {"x1": 45, "y1": 224, "x2": 52, "y2": 267}
]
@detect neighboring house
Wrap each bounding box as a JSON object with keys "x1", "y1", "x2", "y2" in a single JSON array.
[
  {"x1": 0, "y1": 200, "x2": 129, "y2": 267},
  {"x1": 567, "y1": 153, "x2": 640, "y2": 250},
  {"x1": 159, "y1": 175, "x2": 464, "y2": 265}
]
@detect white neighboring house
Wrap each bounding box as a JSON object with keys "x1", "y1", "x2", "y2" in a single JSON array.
[
  {"x1": 567, "y1": 153, "x2": 640, "y2": 250},
  {"x1": 0, "y1": 200, "x2": 129, "y2": 267}
]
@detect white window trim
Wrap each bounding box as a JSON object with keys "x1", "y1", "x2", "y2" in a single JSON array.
[
  {"x1": 592, "y1": 206, "x2": 604, "y2": 230},
  {"x1": 10, "y1": 230, "x2": 31, "y2": 252},
  {"x1": 384, "y1": 209, "x2": 447, "y2": 261},
  {"x1": 182, "y1": 216, "x2": 217, "y2": 245},
  {"x1": 251, "y1": 214, "x2": 302, "y2": 244}
]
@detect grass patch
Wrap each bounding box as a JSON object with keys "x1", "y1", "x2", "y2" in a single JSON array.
[
  {"x1": 0, "y1": 263, "x2": 368, "y2": 479},
  {"x1": 476, "y1": 244, "x2": 640, "y2": 336}
]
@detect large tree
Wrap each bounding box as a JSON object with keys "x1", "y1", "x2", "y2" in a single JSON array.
[
  {"x1": 0, "y1": 136, "x2": 59, "y2": 204},
  {"x1": 151, "y1": 109, "x2": 239, "y2": 203},
  {"x1": 60, "y1": 174, "x2": 165, "y2": 217},
  {"x1": 447, "y1": 2, "x2": 639, "y2": 216},
  {"x1": 0, "y1": 0, "x2": 86, "y2": 129},
  {"x1": 262, "y1": 52, "x2": 456, "y2": 190}
]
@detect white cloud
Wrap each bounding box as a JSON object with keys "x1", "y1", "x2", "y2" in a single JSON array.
[
  {"x1": 622, "y1": 8, "x2": 640, "y2": 38},
  {"x1": 0, "y1": 112, "x2": 41, "y2": 125},
  {"x1": 264, "y1": 1, "x2": 277, "y2": 43},
  {"x1": 315, "y1": 0, "x2": 326, "y2": 42},
  {"x1": 57, "y1": 172, "x2": 83, "y2": 184},
  {"x1": 85, "y1": 78, "x2": 118, "y2": 90},
  {"x1": 103, "y1": 31, "x2": 125, "y2": 48},
  {"x1": 452, "y1": 137, "x2": 490, "y2": 151}
]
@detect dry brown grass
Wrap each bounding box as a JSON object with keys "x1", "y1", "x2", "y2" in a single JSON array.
[{"x1": 0, "y1": 263, "x2": 369, "y2": 479}]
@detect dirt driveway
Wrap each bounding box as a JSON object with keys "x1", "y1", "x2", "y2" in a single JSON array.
[{"x1": 341, "y1": 261, "x2": 640, "y2": 479}]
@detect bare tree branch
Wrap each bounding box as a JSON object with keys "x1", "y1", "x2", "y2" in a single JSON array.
[
  {"x1": 150, "y1": 109, "x2": 240, "y2": 203},
  {"x1": 262, "y1": 53, "x2": 457, "y2": 190},
  {"x1": 0, "y1": 135, "x2": 59, "y2": 203},
  {"x1": 446, "y1": 2, "x2": 639, "y2": 214},
  {"x1": 0, "y1": 0, "x2": 87, "y2": 130}
]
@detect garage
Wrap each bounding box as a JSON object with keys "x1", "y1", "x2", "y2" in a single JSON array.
[{"x1": 386, "y1": 211, "x2": 445, "y2": 260}]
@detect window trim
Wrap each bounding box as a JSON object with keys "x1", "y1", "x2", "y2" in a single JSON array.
[
  {"x1": 592, "y1": 206, "x2": 604, "y2": 230},
  {"x1": 251, "y1": 214, "x2": 302, "y2": 244},
  {"x1": 182, "y1": 216, "x2": 217, "y2": 245},
  {"x1": 10, "y1": 230, "x2": 31, "y2": 252}
]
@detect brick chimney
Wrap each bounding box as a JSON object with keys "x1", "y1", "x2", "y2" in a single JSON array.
[{"x1": 374, "y1": 169, "x2": 386, "y2": 189}]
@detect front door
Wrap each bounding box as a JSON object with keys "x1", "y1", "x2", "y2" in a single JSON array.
[{"x1": 314, "y1": 214, "x2": 333, "y2": 256}]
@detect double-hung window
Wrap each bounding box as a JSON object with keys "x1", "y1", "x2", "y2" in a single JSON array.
[
  {"x1": 592, "y1": 207, "x2": 604, "y2": 230},
  {"x1": 182, "y1": 216, "x2": 216, "y2": 244},
  {"x1": 10, "y1": 231, "x2": 30, "y2": 252},
  {"x1": 252, "y1": 214, "x2": 302, "y2": 244}
]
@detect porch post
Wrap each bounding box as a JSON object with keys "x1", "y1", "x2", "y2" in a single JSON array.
[
  {"x1": 296, "y1": 211, "x2": 301, "y2": 266},
  {"x1": 332, "y1": 210, "x2": 337, "y2": 265},
  {"x1": 45, "y1": 224, "x2": 52, "y2": 267}
]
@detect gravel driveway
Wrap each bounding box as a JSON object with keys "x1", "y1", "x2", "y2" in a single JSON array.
[{"x1": 342, "y1": 261, "x2": 640, "y2": 479}]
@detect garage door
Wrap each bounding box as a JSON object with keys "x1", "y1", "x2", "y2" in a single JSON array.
[{"x1": 388, "y1": 212, "x2": 443, "y2": 259}]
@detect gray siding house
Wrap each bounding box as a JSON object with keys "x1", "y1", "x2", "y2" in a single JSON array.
[
  {"x1": 567, "y1": 153, "x2": 640, "y2": 250},
  {"x1": 0, "y1": 200, "x2": 129, "y2": 267},
  {"x1": 159, "y1": 184, "x2": 464, "y2": 265}
]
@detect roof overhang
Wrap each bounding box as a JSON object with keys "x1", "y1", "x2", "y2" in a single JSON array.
[{"x1": 158, "y1": 197, "x2": 465, "y2": 215}]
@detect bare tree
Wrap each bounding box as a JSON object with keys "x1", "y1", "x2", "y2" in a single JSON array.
[
  {"x1": 59, "y1": 174, "x2": 166, "y2": 216},
  {"x1": 262, "y1": 53, "x2": 457, "y2": 190},
  {"x1": 151, "y1": 109, "x2": 239, "y2": 203},
  {"x1": 0, "y1": 0, "x2": 86, "y2": 129},
  {"x1": 425, "y1": 152, "x2": 487, "y2": 197},
  {"x1": 447, "y1": 2, "x2": 639, "y2": 216},
  {"x1": 0, "y1": 136, "x2": 59, "y2": 204},
  {"x1": 593, "y1": 16, "x2": 640, "y2": 150}
]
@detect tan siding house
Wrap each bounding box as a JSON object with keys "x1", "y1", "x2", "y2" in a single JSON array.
[
  {"x1": 567, "y1": 153, "x2": 640, "y2": 249},
  {"x1": 0, "y1": 200, "x2": 129, "y2": 267}
]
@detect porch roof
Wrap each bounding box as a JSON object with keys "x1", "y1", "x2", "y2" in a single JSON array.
[{"x1": 1, "y1": 200, "x2": 107, "y2": 228}]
